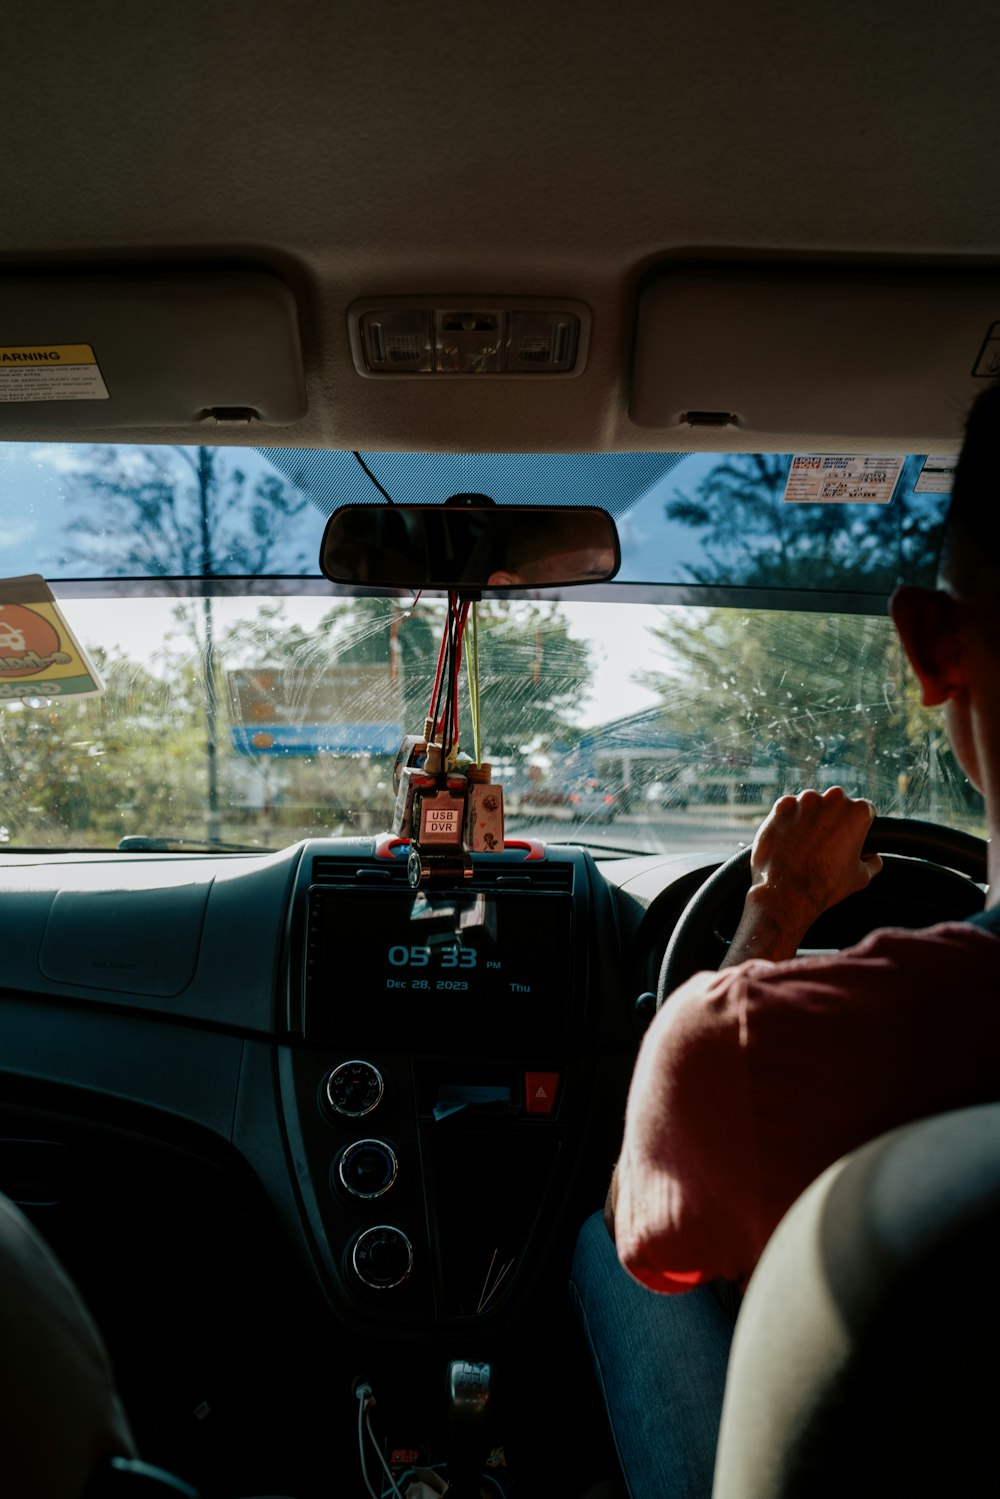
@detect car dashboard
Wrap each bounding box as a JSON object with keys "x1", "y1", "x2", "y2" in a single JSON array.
[{"x1": 0, "y1": 832, "x2": 701, "y2": 1491}]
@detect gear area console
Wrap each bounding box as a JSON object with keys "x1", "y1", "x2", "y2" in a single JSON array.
[
  {"x1": 278, "y1": 837, "x2": 602, "y2": 1332},
  {"x1": 356, "y1": 1359, "x2": 502, "y2": 1498}
]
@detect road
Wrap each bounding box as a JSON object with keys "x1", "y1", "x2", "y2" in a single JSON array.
[{"x1": 506, "y1": 810, "x2": 759, "y2": 857}]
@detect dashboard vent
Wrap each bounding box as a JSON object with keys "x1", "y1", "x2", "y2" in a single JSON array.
[
  {"x1": 311, "y1": 857, "x2": 409, "y2": 887},
  {"x1": 310, "y1": 856, "x2": 574, "y2": 893},
  {"x1": 467, "y1": 862, "x2": 574, "y2": 892}
]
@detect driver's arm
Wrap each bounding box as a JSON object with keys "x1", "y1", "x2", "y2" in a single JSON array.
[{"x1": 605, "y1": 788, "x2": 883, "y2": 1266}]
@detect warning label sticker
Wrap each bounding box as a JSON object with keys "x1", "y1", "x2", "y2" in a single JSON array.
[
  {"x1": 782, "y1": 455, "x2": 904, "y2": 505},
  {"x1": 0, "y1": 575, "x2": 104, "y2": 700},
  {"x1": 0, "y1": 344, "x2": 109, "y2": 402}
]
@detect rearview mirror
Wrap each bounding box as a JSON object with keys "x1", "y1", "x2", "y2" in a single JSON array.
[{"x1": 319, "y1": 501, "x2": 620, "y2": 590}]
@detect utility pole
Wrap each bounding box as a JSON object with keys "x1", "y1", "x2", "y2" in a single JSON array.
[
  {"x1": 198, "y1": 447, "x2": 221, "y2": 845},
  {"x1": 176, "y1": 445, "x2": 221, "y2": 845}
]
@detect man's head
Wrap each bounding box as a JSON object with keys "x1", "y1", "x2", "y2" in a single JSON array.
[
  {"x1": 936, "y1": 381, "x2": 1000, "y2": 601},
  {"x1": 890, "y1": 381, "x2": 1000, "y2": 800}
]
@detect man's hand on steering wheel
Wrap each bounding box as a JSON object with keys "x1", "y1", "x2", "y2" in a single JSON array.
[{"x1": 722, "y1": 787, "x2": 884, "y2": 968}]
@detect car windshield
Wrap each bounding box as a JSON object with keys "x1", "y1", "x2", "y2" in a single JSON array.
[{"x1": 0, "y1": 442, "x2": 981, "y2": 855}]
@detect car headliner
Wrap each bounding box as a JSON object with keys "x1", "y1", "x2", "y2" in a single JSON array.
[{"x1": 2, "y1": 1, "x2": 998, "y2": 456}]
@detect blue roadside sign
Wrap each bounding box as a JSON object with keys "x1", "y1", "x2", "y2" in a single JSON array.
[
  {"x1": 227, "y1": 666, "x2": 404, "y2": 758},
  {"x1": 230, "y1": 722, "x2": 403, "y2": 755}
]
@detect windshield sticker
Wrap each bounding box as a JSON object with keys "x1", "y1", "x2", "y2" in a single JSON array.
[
  {"x1": 0, "y1": 344, "x2": 109, "y2": 402},
  {"x1": 0, "y1": 576, "x2": 104, "y2": 699},
  {"x1": 914, "y1": 457, "x2": 957, "y2": 495},
  {"x1": 782, "y1": 455, "x2": 904, "y2": 504}
]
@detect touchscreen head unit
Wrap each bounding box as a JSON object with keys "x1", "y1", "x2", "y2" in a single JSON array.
[{"x1": 303, "y1": 886, "x2": 575, "y2": 1043}]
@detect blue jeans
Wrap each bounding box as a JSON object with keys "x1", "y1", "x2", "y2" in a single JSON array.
[{"x1": 569, "y1": 1211, "x2": 737, "y2": 1499}]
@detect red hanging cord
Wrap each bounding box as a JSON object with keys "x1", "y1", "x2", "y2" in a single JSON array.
[
  {"x1": 432, "y1": 596, "x2": 471, "y2": 753},
  {"x1": 427, "y1": 608, "x2": 452, "y2": 732}
]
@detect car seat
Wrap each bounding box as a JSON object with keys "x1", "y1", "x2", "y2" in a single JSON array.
[
  {"x1": 0, "y1": 1189, "x2": 293, "y2": 1499},
  {"x1": 712, "y1": 1101, "x2": 1000, "y2": 1498}
]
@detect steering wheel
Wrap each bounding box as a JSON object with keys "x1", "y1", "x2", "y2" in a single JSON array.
[{"x1": 657, "y1": 816, "x2": 988, "y2": 1009}]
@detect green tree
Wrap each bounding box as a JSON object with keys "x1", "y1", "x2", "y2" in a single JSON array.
[
  {"x1": 270, "y1": 595, "x2": 593, "y2": 761},
  {"x1": 62, "y1": 444, "x2": 310, "y2": 578},
  {"x1": 216, "y1": 599, "x2": 416, "y2": 835},
  {"x1": 473, "y1": 600, "x2": 593, "y2": 759},
  {"x1": 640, "y1": 455, "x2": 980, "y2": 825},
  {"x1": 665, "y1": 454, "x2": 941, "y2": 590},
  {"x1": 214, "y1": 594, "x2": 596, "y2": 835},
  {"x1": 62, "y1": 445, "x2": 310, "y2": 842},
  {"x1": 640, "y1": 608, "x2": 904, "y2": 788},
  {"x1": 0, "y1": 646, "x2": 204, "y2": 847}
]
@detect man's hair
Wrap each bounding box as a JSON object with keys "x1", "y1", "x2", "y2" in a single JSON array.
[{"x1": 938, "y1": 381, "x2": 1000, "y2": 593}]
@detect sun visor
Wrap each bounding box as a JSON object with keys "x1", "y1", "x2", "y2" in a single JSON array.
[
  {"x1": 0, "y1": 272, "x2": 306, "y2": 432},
  {"x1": 630, "y1": 265, "x2": 1000, "y2": 449}
]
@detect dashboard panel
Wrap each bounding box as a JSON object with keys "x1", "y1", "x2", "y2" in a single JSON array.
[
  {"x1": 0, "y1": 836, "x2": 645, "y2": 1338},
  {"x1": 0, "y1": 837, "x2": 632, "y2": 1493}
]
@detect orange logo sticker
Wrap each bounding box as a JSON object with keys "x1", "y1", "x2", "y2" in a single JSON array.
[{"x1": 0, "y1": 575, "x2": 104, "y2": 700}]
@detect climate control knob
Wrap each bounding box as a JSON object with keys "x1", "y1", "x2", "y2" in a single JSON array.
[
  {"x1": 351, "y1": 1225, "x2": 413, "y2": 1289},
  {"x1": 337, "y1": 1138, "x2": 398, "y2": 1199},
  {"x1": 325, "y1": 1060, "x2": 384, "y2": 1118}
]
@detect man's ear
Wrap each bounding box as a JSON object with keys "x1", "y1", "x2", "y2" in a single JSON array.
[{"x1": 889, "y1": 585, "x2": 965, "y2": 706}]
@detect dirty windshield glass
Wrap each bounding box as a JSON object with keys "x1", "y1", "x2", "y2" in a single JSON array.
[{"x1": 0, "y1": 443, "x2": 981, "y2": 854}]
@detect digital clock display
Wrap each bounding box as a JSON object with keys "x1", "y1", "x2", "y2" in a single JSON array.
[{"x1": 304, "y1": 887, "x2": 574, "y2": 1041}]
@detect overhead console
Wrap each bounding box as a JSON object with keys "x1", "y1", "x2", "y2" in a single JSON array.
[
  {"x1": 630, "y1": 260, "x2": 999, "y2": 451},
  {"x1": 279, "y1": 837, "x2": 608, "y2": 1331}
]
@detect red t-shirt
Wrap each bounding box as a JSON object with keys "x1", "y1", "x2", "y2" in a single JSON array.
[{"x1": 614, "y1": 922, "x2": 1000, "y2": 1293}]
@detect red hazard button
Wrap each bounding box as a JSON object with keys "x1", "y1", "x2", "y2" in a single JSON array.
[{"x1": 524, "y1": 1071, "x2": 559, "y2": 1116}]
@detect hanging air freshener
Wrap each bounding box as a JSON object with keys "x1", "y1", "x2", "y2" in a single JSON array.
[{"x1": 390, "y1": 593, "x2": 504, "y2": 886}]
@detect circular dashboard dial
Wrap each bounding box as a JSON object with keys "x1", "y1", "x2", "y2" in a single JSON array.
[
  {"x1": 351, "y1": 1225, "x2": 413, "y2": 1289},
  {"x1": 325, "y1": 1060, "x2": 384, "y2": 1118},
  {"x1": 337, "y1": 1138, "x2": 398, "y2": 1199}
]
